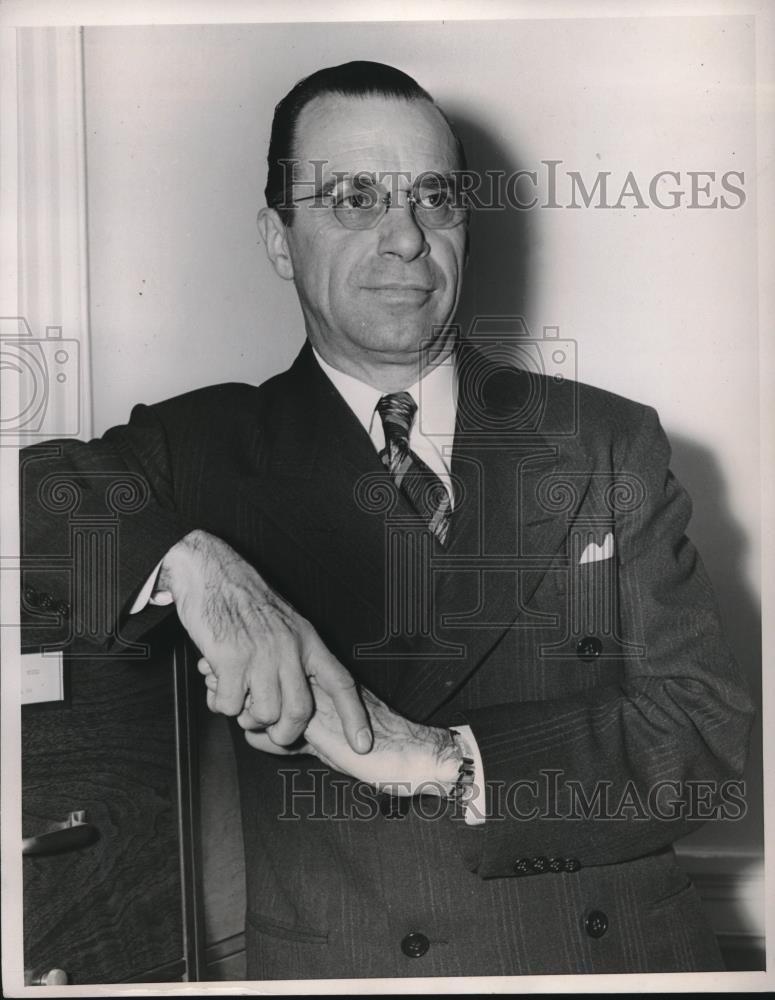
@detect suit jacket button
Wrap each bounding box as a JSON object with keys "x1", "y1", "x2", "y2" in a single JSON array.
[
  {"x1": 514, "y1": 858, "x2": 531, "y2": 875},
  {"x1": 401, "y1": 932, "x2": 430, "y2": 958},
  {"x1": 531, "y1": 856, "x2": 549, "y2": 874},
  {"x1": 584, "y1": 910, "x2": 609, "y2": 938},
  {"x1": 565, "y1": 857, "x2": 581, "y2": 873},
  {"x1": 576, "y1": 635, "x2": 602, "y2": 660}
]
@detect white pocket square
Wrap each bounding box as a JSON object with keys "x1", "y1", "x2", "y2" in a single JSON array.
[{"x1": 579, "y1": 532, "x2": 614, "y2": 565}]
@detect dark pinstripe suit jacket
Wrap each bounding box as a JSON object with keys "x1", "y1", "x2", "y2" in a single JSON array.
[{"x1": 21, "y1": 340, "x2": 755, "y2": 979}]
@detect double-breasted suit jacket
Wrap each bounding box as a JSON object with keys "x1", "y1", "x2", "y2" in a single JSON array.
[{"x1": 21, "y1": 340, "x2": 755, "y2": 979}]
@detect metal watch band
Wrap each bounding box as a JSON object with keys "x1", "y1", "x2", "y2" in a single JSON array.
[{"x1": 447, "y1": 729, "x2": 475, "y2": 801}]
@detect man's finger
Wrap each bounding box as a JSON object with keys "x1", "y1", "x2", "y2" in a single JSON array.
[
  {"x1": 265, "y1": 659, "x2": 314, "y2": 747},
  {"x1": 244, "y1": 730, "x2": 298, "y2": 755},
  {"x1": 204, "y1": 655, "x2": 253, "y2": 716},
  {"x1": 305, "y1": 635, "x2": 372, "y2": 753},
  {"x1": 208, "y1": 673, "x2": 249, "y2": 716},
  {"x1": 236, "y1": 706, "x2": 263, "y2": 730},
  {"x1": 244, "y1": 666, "x2": 282, "y2": 727}
]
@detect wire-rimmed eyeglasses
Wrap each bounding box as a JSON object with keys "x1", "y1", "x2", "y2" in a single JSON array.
[{"x1": 290, "y1": 172, "x2": 469, "y2": 231}]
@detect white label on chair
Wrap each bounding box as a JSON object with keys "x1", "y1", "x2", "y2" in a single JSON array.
[{"x1": 21, "y1": 651, "x2": 64, "y2": 704}]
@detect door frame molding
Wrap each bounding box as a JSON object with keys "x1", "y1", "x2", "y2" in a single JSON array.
[{"x1": 15, "y1": 25, "x2": 93, "y2": 439}]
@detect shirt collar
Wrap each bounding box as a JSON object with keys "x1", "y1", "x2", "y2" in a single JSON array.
[{"x1": 311, "y1": 345, "x2": 457, "y2": 438}]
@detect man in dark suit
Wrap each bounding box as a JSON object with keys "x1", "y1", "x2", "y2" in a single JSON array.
[{"x1": 21, "y1": 61, "x2": 755, "y2": 979}]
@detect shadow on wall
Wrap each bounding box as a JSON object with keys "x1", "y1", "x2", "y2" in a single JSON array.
[
  {"x1": 447, "y1": 110, "x2": 535, "y2": 333},
  {"x1": 669, "y1": 432, "x2": 764, "y2": 951},
  {"x1": 669, "y1": 432, "x2": 762, "y2": 717}
]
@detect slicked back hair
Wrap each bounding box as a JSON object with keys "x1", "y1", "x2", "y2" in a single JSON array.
[{"x1": 264, "y1": 60, "x2": 465, "y2": 224}]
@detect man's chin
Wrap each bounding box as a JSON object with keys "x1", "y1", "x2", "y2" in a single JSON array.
[{"x1": 360, "y1": 324, "x2": 454, "y2": 362}]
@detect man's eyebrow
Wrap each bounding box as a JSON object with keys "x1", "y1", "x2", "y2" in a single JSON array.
[
  {"x1": 292, "y1": 172, "x2": 363, "y2": 199},
  {"x1": 291, "y1": 168, "x2": 458, "y2": 199},
  {"x1": 319, "y1": 173, "x2": 350, "y2": 196}
]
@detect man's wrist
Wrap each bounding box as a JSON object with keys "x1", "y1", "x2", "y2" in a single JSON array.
[
  {"x1": 128, "y1": 529, "x2": 212, "y2": 613},
  {"x1": 157, "y1": 529, "x2": 202, "y2": 592},
  {"x1": 427, "y1": 727, "x2": 468, "y2": 797},
  {"x1": 129, "y1": 532, "x2": 205, "y2": 614},
  {"x1": 157, "y1": 528, "x2": 221, "y2": 597}
]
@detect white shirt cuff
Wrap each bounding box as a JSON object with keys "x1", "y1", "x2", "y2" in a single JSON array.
[
  {"x1": 128, "y1": 559, "x2": 174, "y2": 613},
  {"x1": 454, "y1": 723, "x2": 486, "y2": 826}
]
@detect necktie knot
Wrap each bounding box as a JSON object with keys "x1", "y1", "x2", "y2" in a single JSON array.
[{"x1": 376, "y1": 391, "x2": 417, "y2": 450}]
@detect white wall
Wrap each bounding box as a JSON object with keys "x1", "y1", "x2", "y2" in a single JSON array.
[{"x1": 83, "y1": 16, "x2": 762, "y2": 874}]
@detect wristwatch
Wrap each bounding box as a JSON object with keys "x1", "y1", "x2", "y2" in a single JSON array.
[{"x1": 447, "y1": 728, "x2": 475, "y2": 802}]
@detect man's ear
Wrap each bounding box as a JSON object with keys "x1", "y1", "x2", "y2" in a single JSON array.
[{"x1": 257, "y1": 207, "x2": 294, "y2": 281}]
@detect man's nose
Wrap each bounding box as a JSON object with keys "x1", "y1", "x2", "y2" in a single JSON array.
[{"x1": 376, "y1": 198, "x2": 429, "y2": 261}]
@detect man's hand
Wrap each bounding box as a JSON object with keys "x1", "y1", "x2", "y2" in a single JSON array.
[
  {"x1": 204, "y1": 665, "x2": 464, "y2": 797},
  {"x1": 157, "y1": 529, "x2": 372, "y2": 752}
]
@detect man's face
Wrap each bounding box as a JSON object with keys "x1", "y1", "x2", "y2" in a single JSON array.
[{"x1": 275, "y1": 94, "x2": 467, "y2": 382}]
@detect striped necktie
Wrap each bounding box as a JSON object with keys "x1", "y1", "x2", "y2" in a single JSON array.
[{"x1": 376, "y1": 391, "x2": 451, "y2": 544}]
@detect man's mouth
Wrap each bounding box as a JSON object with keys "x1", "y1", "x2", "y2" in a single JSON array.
[{"x1": 364, "y1": 284, "x2": 435, "y2": 294}]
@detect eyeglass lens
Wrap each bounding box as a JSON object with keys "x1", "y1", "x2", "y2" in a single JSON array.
[{"x1": 332, "y1": 175, "x2": 466, "y2": 230}]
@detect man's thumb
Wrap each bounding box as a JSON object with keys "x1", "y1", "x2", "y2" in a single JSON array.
[{"x1": 309, "y1": 642, "x2": 372, "y2": 753}]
